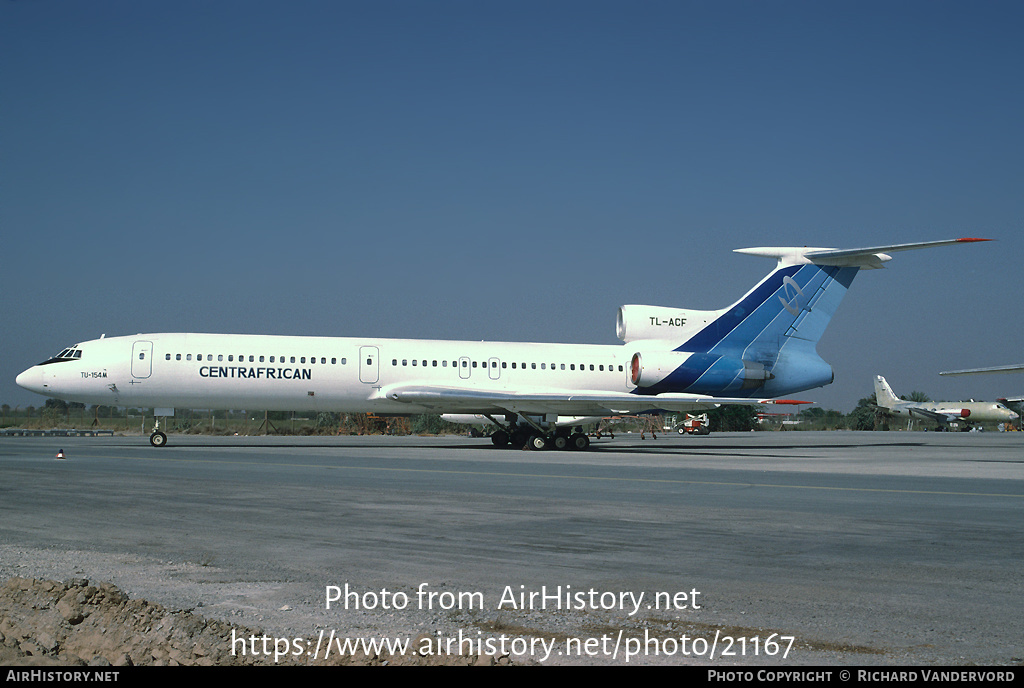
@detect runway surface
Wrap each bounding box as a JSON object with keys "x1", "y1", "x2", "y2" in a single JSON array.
[{"x1": 1, "y1": 431, "x2": 1021, "y2": 665}]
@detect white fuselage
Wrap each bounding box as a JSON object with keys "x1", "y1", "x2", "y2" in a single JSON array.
[{"x1": 17, "y1": 333, "x2": 633, "y2": 414}]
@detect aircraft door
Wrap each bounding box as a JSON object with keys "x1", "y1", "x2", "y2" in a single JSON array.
[
  {"x1": 359, "y1": 346, "x2": 379, "y2": 384},
  {"x1": 458, "y1": 356, "x2": 471, "y2": 380},
  {"x1": 131, "y1": 341, "x2": 153, "y2": 379},
  {"x1": 488, "y1": 357, "x2": 500, "y2": 380}
]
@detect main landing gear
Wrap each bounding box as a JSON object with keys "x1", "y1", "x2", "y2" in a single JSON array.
[{"x1": 484, "y1": 414, "x2": 590, "y2": 451}]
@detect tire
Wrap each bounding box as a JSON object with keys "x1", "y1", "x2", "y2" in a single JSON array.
[
  {"x1": 150, "y1": 431, "x2": 167, "y2": 447},
  {"x1": 569, "y1": 433, "x2": 590, "y2": 450}
]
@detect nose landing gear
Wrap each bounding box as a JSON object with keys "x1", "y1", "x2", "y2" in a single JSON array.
[{"x1": 149, "y1": 417, "x2": 168, "y2": 447}]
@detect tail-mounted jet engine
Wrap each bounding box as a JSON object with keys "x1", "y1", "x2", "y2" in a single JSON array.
[{"x1": 629, "y1": 351, "x2": 773, "y2": 395}]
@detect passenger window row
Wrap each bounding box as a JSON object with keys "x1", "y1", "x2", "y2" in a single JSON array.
[
  {"x1": 165, "y1": 353, "x2": 346, "y2": 365},
  {"x1": 390, "y1": 358, "x2": 623, "y2": 372}
]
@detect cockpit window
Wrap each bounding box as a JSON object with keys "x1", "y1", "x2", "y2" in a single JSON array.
[{"x1": 39, "y1": 346, "x2": 83, "y2": 365}]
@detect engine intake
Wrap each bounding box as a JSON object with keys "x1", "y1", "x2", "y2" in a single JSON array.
[{"x1": 617, "y1": 305, "x2": 722, "y2": 343}]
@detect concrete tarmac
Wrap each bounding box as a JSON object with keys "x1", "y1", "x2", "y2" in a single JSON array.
[{"x1": 0, "y1": 431, "x2": 1021, "y2": 665}]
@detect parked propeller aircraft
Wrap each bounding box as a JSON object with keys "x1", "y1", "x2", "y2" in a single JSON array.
[
  {"x1": 16, "y1": 238, "x2": 988, "y2": 449},
  {"x1": 873, "y1": 375, "x2": 1018, "y2": 430}
]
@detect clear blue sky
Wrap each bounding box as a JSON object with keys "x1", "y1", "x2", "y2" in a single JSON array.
[{"x1": 2, "y1": 1, "x2": 1022, "y2": 413}]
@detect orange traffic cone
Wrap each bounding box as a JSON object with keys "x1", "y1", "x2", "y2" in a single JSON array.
[{"x1": 55, "y1": 449, "x2": 65, "y2": 460}]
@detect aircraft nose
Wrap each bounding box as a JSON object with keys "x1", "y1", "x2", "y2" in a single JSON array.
[{"x1": 15, "y1": 367, "x2": 44, "y2": 394}]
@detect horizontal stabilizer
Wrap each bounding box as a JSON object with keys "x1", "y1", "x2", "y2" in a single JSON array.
[{"x1": 736, "y1": 237, "x2": 990, "y2": 269}]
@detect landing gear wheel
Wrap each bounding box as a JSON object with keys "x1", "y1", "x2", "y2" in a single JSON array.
[
  {"x1": 569, "y1": 433, "x2": 590, "y2": 450},
  {"x1": 528, "y1": 435, "x2": 548, "y2": 451},
  {"x1": 491, "y1": 430, "x2": 510, "y2": 447},
  {"x1": 150, "y1": 431, "x2": 167, "y2": 447},
  {"x1": 552, "y1": 435, "x2": 569, "y2": 450}
]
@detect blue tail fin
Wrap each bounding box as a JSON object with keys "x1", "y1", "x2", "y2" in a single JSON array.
[
  {"x1": 668, "y1": 259, "x2": 858, "y2": 396},
  {"x1": 625, "y1": 239, "x2": 988, "y2": 397},
  {"x1": 676, "y1": 259, "x2": 859, "y2": 357}
]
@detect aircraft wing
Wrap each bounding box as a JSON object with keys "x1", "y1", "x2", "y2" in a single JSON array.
[
  {"x1": 940, "y1": 364, "x2": 1024, "y2": 376},
  {"x1": 907, "y1": 407, "x2": 957, "y2": 424},
  {"x1": 380, "y1": 386, "x2": 808, "y2": 417}
]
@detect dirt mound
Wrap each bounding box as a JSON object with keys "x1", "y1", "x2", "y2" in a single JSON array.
[{"x1": 0, "y1": 577, "x2": 511, "y2": 666}]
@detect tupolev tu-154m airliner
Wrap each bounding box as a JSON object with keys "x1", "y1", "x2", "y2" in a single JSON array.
[{"x1": 16, "y1": 238, "x2": 988, "y2": 449}]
